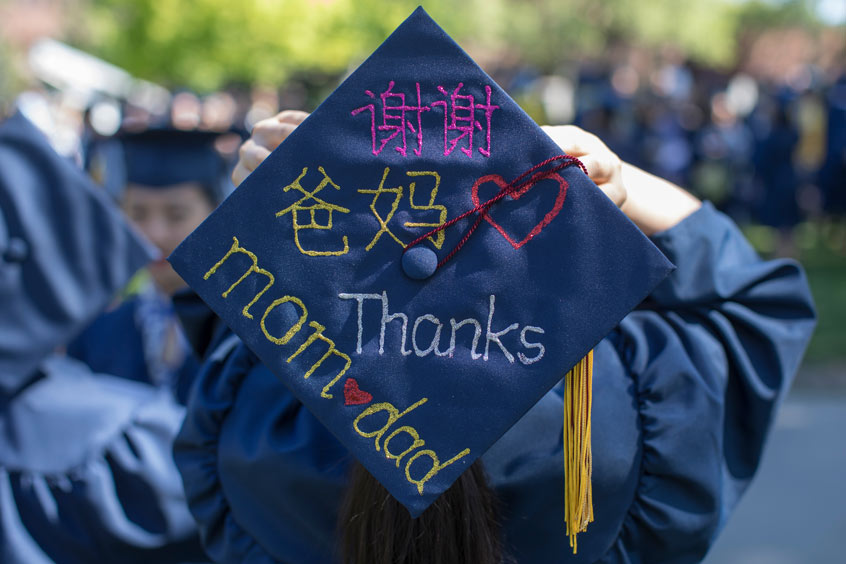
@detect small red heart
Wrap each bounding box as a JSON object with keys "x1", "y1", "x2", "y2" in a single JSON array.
[
  {"x1": 470, "y1": 172, "x2": 568, "y2": 249},
  {"x1": 344, "y1": 378, "x2": 373, "y2": 406}
]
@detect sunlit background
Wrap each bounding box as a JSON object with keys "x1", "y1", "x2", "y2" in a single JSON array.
[{"x1": 1, "y1": 1, "x2": 844, "y2": 562}]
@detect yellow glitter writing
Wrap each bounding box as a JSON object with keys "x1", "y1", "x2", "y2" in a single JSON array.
[
  {"x1": 260, "y1": 295, "x2": 308, "y2": 345},
  {"x1": 287, "y1": 320, "x2": 352, "y2": 399},
  {"x1": 204, "y1": 236, "x2": 275, "y2": 319},
  {"x1": 353, "y1": 398, "x2": 428, "y2": 452},
  {"x1": 204, "y1": 237, "x2": 351, "y2": 401},
  {"x1": 276, "y1": 166, "x2": 351, "y2": 256},
  {"x1": 384, "y1": 426, "x2": 426, "y2": 468},
  {"x1": 404, "y1": 171, "x2": 447, "y2": 249},
  {"x1": 358, "y1": 166, "x2": 405, "y2": 251},
  {"x1": 405, "y1": 448, "x2": 471, "y2": 496},
  {"x1": 352, "y1": 395, "x2": 470, "y2": 495}
]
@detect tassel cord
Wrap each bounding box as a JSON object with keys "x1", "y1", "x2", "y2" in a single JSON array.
[{"x1": 564, "y1": 349, "x2": 594, "y2": 553}]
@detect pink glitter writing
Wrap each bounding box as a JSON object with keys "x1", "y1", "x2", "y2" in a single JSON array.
[
  {"x1": 351, "y1": 81, "x2": 429, "y2": 157},
  {"x1": 351, "y1": 82, "x2": 499, "y2": 158}
]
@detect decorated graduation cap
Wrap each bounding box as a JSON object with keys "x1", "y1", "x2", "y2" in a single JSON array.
[
  {"x1": 169, "y1": 7, "x2": 673, "y2": 550},
  {"x1": 0, "y1": 111, "x2": 155, "y2": 393}
]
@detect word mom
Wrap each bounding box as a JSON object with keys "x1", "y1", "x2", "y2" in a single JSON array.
[
  {"x1": 204, "y1": 236, "x2": 352, "y2": 400},
  {"x1": 202, "y1": 235, "x2": 470, "y2": 496}
]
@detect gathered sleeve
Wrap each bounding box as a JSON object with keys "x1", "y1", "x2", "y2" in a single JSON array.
[
  {"x1": 601, "y1": 202, "x2": 816, "y2": 563},
  {"x1": 174, "y1": 333, "x2": 351, "y2": 564},
  {"x1": 0, "y1": 356, "x2": 207, "y2": 564}
]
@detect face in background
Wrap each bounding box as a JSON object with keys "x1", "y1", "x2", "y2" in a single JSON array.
[{"x1": 123, "y1": 182, "x2": 215, "y2": 295}]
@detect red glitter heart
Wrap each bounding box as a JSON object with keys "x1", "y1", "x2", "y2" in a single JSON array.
[
  {"x1": 343, "y1": 378, "x2": 373, "y2": 406},
  {"x1": 470, "y1": 172, "x2": 568, "y2": 249}
]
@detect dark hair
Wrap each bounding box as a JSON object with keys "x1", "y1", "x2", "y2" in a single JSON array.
[{"x1": 338, "y1": 460, "x2": 509, "y2": 564}]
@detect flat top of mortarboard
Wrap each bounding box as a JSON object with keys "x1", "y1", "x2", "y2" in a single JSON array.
[
  {"x1": 116, "y1": 127, "x2": 236, "y2": 192},
  {"x1": 118, "y1": 127, "x2": 227, "y2": 147},
  {"x1": 169, "y1": 7, "x2": 674, "y2": 517},
  {"x1": 0, "y1": 111, "x2": 156, "y2": 393}
]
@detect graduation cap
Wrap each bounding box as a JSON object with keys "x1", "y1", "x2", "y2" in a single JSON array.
[
  {"x1": 91, "y1": 128, "x2": 232, "y2": 203},
  {"x1": 169, "y1": 7, "x2": 673, "y2": 550},
  {"x1": 0, "y1": 111, "x2": 156, "y2": 393}
]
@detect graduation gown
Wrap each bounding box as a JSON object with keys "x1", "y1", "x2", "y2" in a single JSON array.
[
  {"x1": 0, "y1": 356, "x2": 207, "y2": 563},
  {"x1": 174, "y1": 203, "x2": 816, "y2": 563},
  {"x1": 67, "y1": 291, "x2": 201, "y2": 406},
  {"x1": 0, "y1": 110, "x2": 207, "y2": 563}
]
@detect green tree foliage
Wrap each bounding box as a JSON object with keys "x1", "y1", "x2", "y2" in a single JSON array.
[
  {"x1": 0, "y1": 40, "x2": 21, "y2": 111},
  {"x1": 735, "y1": 0, "x2": 821, "y2": 30},
  {"x1": 73, "y1": 0, "x2": 825, "y2": 93}
]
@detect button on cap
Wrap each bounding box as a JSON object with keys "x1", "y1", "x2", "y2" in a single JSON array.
[{"x1": 402, "y1": 246, "x2": 438, "y2": 280}]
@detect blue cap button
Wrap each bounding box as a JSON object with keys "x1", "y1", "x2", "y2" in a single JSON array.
[{"x1": 401, "y1": 246, "x2": 438, "y2": 280}]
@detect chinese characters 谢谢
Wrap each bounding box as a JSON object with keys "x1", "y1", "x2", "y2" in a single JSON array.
[{"x1": 351, "y1": 81, "x2": 500, "y2": 158}]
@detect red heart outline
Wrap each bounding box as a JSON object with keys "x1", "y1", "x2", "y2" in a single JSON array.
[
  {"x1": 470, "y1": 172, "x2": 569, "y2": 249},
  {"x1": 344, "y1": 377, "x2": 373, "y2": 406}
]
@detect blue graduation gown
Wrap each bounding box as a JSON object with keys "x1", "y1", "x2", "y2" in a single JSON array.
[
  {"x1": 67, "y1": 292, "x2": 201, "y2": 405},
  {"x1": 67, "y1": 298, "x2": 149, "y2": 385},
  {"x1": 174, "y1": 202, "x2": 816, "y2": 563},
  {"x1": 0, "y1": 355, "x2": 208, "y2": 563},
  {"x1": 0, "y1": 110, "x2": 206, "y2": 563}
]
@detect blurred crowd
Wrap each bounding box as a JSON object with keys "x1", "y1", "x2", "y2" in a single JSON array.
[
  {"x1": 505, "y1": 48, "x2": 846, "y2": 258},
  {"x1": 566, "y1": 62, "x2": 846, "y2": 248}
]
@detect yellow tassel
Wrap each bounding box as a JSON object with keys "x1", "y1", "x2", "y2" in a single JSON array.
[{"x1": 564, "y1": 349, "x2": 594, "y2": 553}]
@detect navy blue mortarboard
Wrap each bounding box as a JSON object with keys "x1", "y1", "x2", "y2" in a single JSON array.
[
  {"x1": 0, "y1": 111, "x2": 156, "y2": 393},
  {"x1": 99, "y1": 128, "x2": 232, "y2": 203},
  {"x1": 169, "y1": 6, "x2": 674, "y2": 546}
]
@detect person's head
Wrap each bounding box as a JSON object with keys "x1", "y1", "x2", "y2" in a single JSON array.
[{"x1": 117, "y1": 129, "x2": 228, "y2": 294}]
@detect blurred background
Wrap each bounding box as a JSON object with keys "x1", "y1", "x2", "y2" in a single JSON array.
[{"x1": 1, "y1": 0, "x2": 843, "y2": 561}]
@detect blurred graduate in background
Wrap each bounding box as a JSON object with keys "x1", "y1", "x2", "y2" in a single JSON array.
[
  {"x1": 68, "y1": 129, "x2": 233, "y2": 404},
  {"x1": 0, "y1": 110, "x2": 208, "y2": 562}
]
